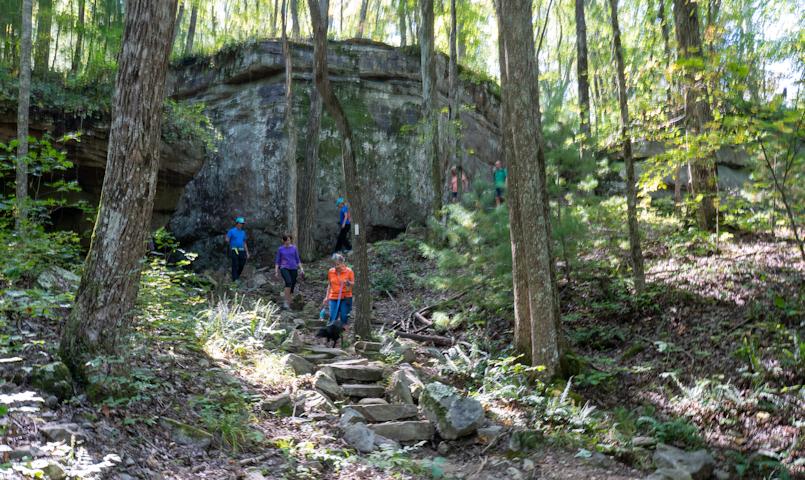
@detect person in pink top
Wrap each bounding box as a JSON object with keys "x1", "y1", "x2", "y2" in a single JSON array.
[{"x1": 450, "y1": 166, "x2": 469, "y2": 202}]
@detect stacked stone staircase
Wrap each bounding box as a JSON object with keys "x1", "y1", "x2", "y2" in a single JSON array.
[{"x1": 280, "y1": 317, "x2": 436, "y2": 446}]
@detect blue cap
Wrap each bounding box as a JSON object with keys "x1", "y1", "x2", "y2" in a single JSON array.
[
  {"x1": 235, "y1": 217, "x2": 245, "y2": 224},
  {"x1": 335, "y1": 197, "x2": 344, "y2": 206}
]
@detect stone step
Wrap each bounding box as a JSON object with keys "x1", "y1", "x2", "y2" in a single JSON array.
[
  {"x1": 344, "y1": 404, "x2": 419, "y2": 422},
  {"x1": 321, "y1": 363, "x2": 385, "y2": 382},
  {"x1": 341, "y1": 383, "x2": 386, "y2": 398},
  {"x1": 367, "y1": 421, "x2": 434, "y2": 442},
  {"x1": 354, "y1": 341, "x2": 382, "y2": 352},
  {"x1": 301, "y1": 353, "x2": 332, "y2": 364},
  {"x1": 303, "y1": 346, "x2": 349, "y2": 357}
]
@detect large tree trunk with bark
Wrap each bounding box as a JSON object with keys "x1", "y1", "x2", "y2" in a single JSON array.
[
  {"x1": 397, "y1": 0, "x2": 407, "y2": 47},
  {"x1": 356, "y1": 0, "x2": 369, "y2": 37},
  {"x1": 496, "y1": 0, "x2": 562, "y2": 375},
  {"x1": 291, "y1": 0, "x2": 300, "y2": 38},
  {"x1": 608, "y1": 0, "x2": 645, "y2": 292},
  {"x1": 33, "y1": 0, "x2": 52, "y2": 75},
  {"x1": 496, "y1": 19, "x2": 531, "y2": 363},
  {"x1": 60, "y1": 0, "x2": 177, "y2": 378},
  {"x1": 448, "y1": 0, "x2": 461, "y2": 198},
  {"x1": 419, "y1": 0, "x2": 441, "y2": 213},
  {"x1": 184, "y1": 4, "x2": 197, "y2": 55},
  {"x1": 16, "y1": 0, "x2": 33, "y2": 231},
  {"x1": 575, "y1": 0, "x2": 591, "y2": 142},
  {"x1": 673, "y1": 0, "x2": 717, "y2": 231},
  {"x1": 172, "y1": 1, "x2": 184, "y2": 52},
  {"x1": 282, "y1": 0, "x2": 298, "y2": 239},
  {"x1": 70, "y1": 0, "x2": 85, "y2": 74},
  {"x1": 297, "y1": 85, "x2": 321, "y2": 261},
  {"x1": 307, "y1": 0, "x2": 372, "y2": 339}
]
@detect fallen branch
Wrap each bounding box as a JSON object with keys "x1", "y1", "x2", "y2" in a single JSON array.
[{"x1": 396, "y1": 331, "x2": 454, "y2": 346}]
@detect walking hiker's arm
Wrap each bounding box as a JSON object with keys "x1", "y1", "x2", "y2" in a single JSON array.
[{"x1": 322, "y1": 285, "x2": 330, "y2": 306}]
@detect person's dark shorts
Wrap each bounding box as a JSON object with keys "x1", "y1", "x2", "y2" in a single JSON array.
[
  {"x1": 495, "y1": 187, "x2": 504, "y2": 198},
  {"x1": 280, "y1": 268, "x2": 298, "y2": 291},
  {"x1": 451, "y1": 191, "x2": 458, "y2": 200}
]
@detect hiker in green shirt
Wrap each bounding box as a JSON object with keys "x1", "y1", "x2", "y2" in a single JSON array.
[{"x1": 493, "y1": 160, "x2": 507, "y2": 207}]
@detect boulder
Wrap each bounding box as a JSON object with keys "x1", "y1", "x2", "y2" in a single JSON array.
[
  {"x1": 36, "y1": 266, "x2": 79, "y2": 293},
  {"x1": 281, "y1": 354, "x2": 316, "y2": 376},
  {"x1": 313, "y1": 371, "x2": 343, "y2": 400},
  {"x1": 344, "y1": 403, "x2": 419, "y2": 422},
  {"x1": 387, "y1": 365, "x2": 424, "y2": 404},
  {"x1": 358, "y1": 398, "x2": 388, "y2": 405},
  {"x1": 420, "y1": 382, "x2": 484, "y2": 440},
  {"x1": 343, "y1": 423, "x2": 376, "y2": 453},
  {"x1": 339, "y1": 408, "x2": 366, "y2": 429},
  {"x1": 653, "y1": 444, "x2": 715, "y2": 480},
  {"x1": 281, "y1": 330, "x2": 305, "y2": 352},
  {"x1": 367, "y1": 421, "x2": 435, "y2": 442},
  {"x1": 31, "y1": 362, "x2": 73, "y2": 401},
  {"x1": 261, "y1": 393, "x2": 293, "y2": 415},
  {"x1": 354, "y1": 341, "x2": 383, "y2": 352},
  {"x1": 476, "y1": 425, "x2": 504, "y2": 443},
  {"x1": 294, "y1": 389, "x2": 338, "y2": 414},
  {"x1": 342, "y1": 384, "x2": 386, "y2": 398},
  {"x1": 381, "y1": 340, "x2": 416, "y2": 363},
  {"x1": 159, "y1": 417, "x2": 213, "y2": 449},
  {"x1": 40, "y1": 423, "x2": 86, "y2": 443}
]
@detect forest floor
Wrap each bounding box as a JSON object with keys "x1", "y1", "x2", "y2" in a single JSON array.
[{"x1": 0, "y1": 227, "x2": 802, "y2": 479}]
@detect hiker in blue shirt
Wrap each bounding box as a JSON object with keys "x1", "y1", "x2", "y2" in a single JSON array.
[
  {"x1": 225, "y1": 217, "x2": 250, "y2": 281},
  {"x1": 332, "y1": 197, "x2": 352, "y2": 256}
]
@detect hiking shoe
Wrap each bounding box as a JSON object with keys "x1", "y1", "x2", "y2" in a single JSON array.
[{"x1": 282, "y1": 302, "x2": 290, "y2": 310}]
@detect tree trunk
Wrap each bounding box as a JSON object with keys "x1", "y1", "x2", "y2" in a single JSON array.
[
  {"x1": 420, "y1": 0, "x2": 441, "y2": 214},
  {"x1": 298, "y1": 85, "x2": 322, "y2": 261},
  {"x1": 282, "y1": 0, "x2": 298, "y2": 240},
  {"x1": 397, "y1": 0, "x2": 407, "y2": 47},
  {"x1": 575, "y1": 0, "x2": 591, "y2": 142},
  {"x1": 70, "y1": 0, "x2": 84, "y2": 74},
  {"x1": 172, "y1": 1, "x2": 184, "y2": 52},
  {"x1": 496, "y1": 0, "x2": 562, "y2": 375},
  {"x1": 291, "y1": 0, "x2": 300, "y2": 38},
  {"x1": 33, "y1": 0, "x2": 52, "y2": 75},
  {"x1": 184, "y1": 4, "x2": 197, "y2": 55},
  {"x1": 307, "y1": 0, "x2": 372, "y2": 339},
  {"x1": 673, "y1": 0, "x2": 717, "y2": 231},
  {"x1": 356, "y1": 0, "x2": 369, "y2": 37},
  {"x1": 272, "y1": 0, "x2": 279, "y2": 36},
  {"x1": 50, "y1": 15, "x2": 60, "y2": 70},
  {"x1": 608, "y1": 0, "x2": 645, "y2": 292},
  {"x1": 16, "y1": 0, "x2": 33, "y2": 231},
  {"x1": 496, "y1": 14, "x2": 531, "y2": 363},
  {"x1": 60, "y1": 0, "x2": 177, "y2": 378},
  {"x1": 449, "y1": 0, "x2": 461, "y2": 198}
]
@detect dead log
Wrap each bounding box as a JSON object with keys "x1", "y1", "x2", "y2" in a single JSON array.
[{"x1": 396, "y1": 331, "x2": 454, "y2": 346}]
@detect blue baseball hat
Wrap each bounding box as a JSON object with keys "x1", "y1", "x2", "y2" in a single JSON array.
[
  {"x1": 235, "y1": 217, "x2": 245, "y2": 224},
  {"x1": 335, "y1": 197, "x2": 344, "y2": 206}
]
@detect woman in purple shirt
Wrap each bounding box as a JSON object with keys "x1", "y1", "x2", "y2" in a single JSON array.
[{"x1": 274, "y1": 234, "x2": 305, "y2": 310}]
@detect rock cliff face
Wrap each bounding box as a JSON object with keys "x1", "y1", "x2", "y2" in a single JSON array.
[{"x1": 166, "y1": 39, "x2": 502, "y2": 260}]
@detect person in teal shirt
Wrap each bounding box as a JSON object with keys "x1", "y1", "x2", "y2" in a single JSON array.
[
  {"x1": 493, "y1": 160, "x2": 507, "y2": 206},
  {"x1": 225, "y1": 217, "x2": 250, "y2": 281}
]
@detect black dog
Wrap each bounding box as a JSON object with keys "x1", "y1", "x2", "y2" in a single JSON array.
[{"x1": 315, "y1": 323, "x2": 342, "y2": 348}]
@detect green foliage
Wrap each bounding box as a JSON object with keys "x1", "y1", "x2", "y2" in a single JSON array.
[
  {"x1": 162, "y1": 99, "x2": 220, "y2": 152},
  {"x1": 195, "y1": 295, "x2": 282, "y2": 355},
  {"x1": 636, "y1": 410, "x2": 704, "y2": 449},
  {"x1": 192, "y1": 387, "x2": 264, "y2": 452},
  {"x1": 422, "y1": 191, "x2": 513, "y2": 326},
  {"x1": 0, "y1": 225, "x2": 81, "y2": 285},
  {"x1": 727, "y1": 450, "x2": 793, "y2": 479}
]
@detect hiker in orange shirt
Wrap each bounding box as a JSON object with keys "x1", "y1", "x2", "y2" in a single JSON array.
[{"x1": 321, "y1": 253, "x2": 355, "y2": 329}]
